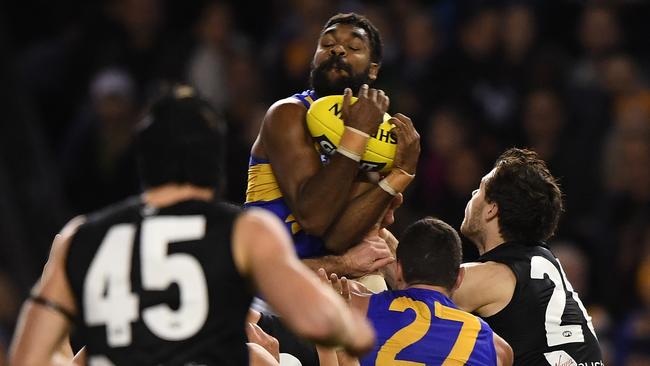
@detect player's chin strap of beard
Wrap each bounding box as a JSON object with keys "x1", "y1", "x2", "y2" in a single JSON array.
[{"x1": 311, "y1": 56, "x2": 367, "y2": 97}]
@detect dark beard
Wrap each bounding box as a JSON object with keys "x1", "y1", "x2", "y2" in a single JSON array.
[{"x1": 309, "y1": 56, "x2": 371, "y2": 97}]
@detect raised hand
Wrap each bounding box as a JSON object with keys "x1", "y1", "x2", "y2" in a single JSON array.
[
  {"x1": 341, "y1": 84, "x2": 390, "y2": 135},
  {"x1": 246, "y1": 322, "x2": 280, "y2": 362},
  {"x1": 390, "y1": 113, "x2": 420, "y2": 175}
]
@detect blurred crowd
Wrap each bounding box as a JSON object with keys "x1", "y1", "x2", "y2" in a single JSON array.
[{"x1": 1, "y1": 0, "x2": 650, "y2": 364}]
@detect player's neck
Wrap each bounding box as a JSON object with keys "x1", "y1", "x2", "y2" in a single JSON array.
[
  {"x1": 406, "y1": 284, "x2": 450, "y2": 297},
  {"x1": 142, "y1": 184, "x2": 214, "y2": 208},
  {"x1": 477, "y1": 224, "x2": 505, "y2": 255},
  {"x1": 479, "y1": 235, "x2": 504, "y2": 255}
]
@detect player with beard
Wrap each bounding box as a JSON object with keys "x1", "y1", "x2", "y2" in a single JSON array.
[
  {"x1": 246, "y1": 13, "x2": 421, "y2": 277},
  {"x1": 451, "y1": 148, "x2": 603, "y2": 365}
]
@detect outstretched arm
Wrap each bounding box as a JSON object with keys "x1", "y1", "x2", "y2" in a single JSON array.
[
  {"x1": 233, "y1": 209, "x2": 375, "y2": 356},
  {"x1": 261, "y1": 86, "x2": 388, "y2": 237},
  {"x1": 9, "y1": 218, "x2": 84, "y2": 366},
  {"x1": 451, "y1": 262, "x2": 516, "y2": 317},
  {"x1": 303, "y1": 233, "x2": 394, "y2": 278}
]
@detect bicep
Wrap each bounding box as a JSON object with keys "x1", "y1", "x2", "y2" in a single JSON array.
[
  {"x1": 452, "y1": 263, "x2": 491, "y2": 313},
  {"x1": 10, "y1": 220, "x2": 82, "y2": 364},
  {"x1": 261, "y1": 102, "x2": 322, "y2": 206},
  {"x1": 453, "y1": 262, "x2": 515, "y2": 317}
]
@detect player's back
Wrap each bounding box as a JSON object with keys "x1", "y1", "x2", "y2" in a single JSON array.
[
  {"x1": 65, "y1": 197, "x2": 251, "y2": 365},
  {"x1": 362, "y1": 287, "x2": 497, "y2": 366},
  {"x1": 477, "y1": 241, "x2": 603, "y2": 365}
]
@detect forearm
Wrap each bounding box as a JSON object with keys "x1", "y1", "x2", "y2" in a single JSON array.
[
  {"x1": 324, "y1": 186, "x2": 393, "y2": 253},
  {"x1": 303, "y1": 255, "x2": 351, "y2": 277},
  {"x1": 292, "y1": 154, "x2": 361, "y2": 236}
]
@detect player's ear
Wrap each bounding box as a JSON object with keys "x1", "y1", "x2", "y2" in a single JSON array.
[
  {"x1": 395, "y1": 261, "x2": 405, "y2": 288},
  {"x1": 452, "y1": 266, "x2": 465, "y2": 293},
  {"x1": 485, "y1": 202, "x2": 498, "y2": 222},
  {"x1": 368, "y1": 63, "x2": 380, "y2": 81}
]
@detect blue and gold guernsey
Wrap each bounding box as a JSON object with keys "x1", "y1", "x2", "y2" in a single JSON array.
[
  {"x1": 363, "y1": 288, "x2": 497, "y2": 366},
  {"x1": 245, "y1": 90, "x2": 329, "y2": 258}
]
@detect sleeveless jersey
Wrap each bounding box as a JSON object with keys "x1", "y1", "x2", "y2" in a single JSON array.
[
  {"x1": 65, "y1": 197, "x2": 252, "y2": 365},
  {"x1": 245, "y1": 89, "x2": 329, "y2": 258},
  {"x1": 363, "y1": 288, "x2": 497, "y2": 366},
  {"x1": 477, "y1": 241, "x2": 603, "y2": 366}
]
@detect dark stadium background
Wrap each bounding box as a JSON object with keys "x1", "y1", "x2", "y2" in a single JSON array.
[{"x1": 1, "y1": 0, "x2": 650, "y2": 364}]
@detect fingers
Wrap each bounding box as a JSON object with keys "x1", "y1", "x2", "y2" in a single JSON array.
[
  {"x1": 367, "y1": 87, "x2": 378, "y2": 103},
  {"x1": 358, "y1": 83, "x2": 369, "y2": 99},
  {"x1": 368, "y1": 256, "x2": 396, "y2": 272},
  {"x1": 330, "y1": 273, "x2": 342, "y2": 294},
  {"x1": 390, "y1": 113, "x2": 420, "y2": 174},
  {"x1": 393, "y1": 113, "x2": 414, "y2": 128},
  {"x1": 340, "y1": 277, "x2": 351, "y2": 300},
  {"x1": 341, "y1": 87, "x2": 352, "y2": 121},
  {"x1": 317, "y1": 267, "x2": 328, "y2": 283},
  {"x1": 246, "y1": 322, "x2": 260, "y2": 343},
  {"x1": 378, "y1": 89, "x2": 389, "y2": 113}
]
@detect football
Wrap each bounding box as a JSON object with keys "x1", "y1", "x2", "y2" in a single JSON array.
[{"x1": 305, "y1": 95, "x2": 396, "y2": 173}]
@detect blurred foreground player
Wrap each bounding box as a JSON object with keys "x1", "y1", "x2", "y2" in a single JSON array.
[
  {"x1": 454, "y1": 148, "x2": 603, "y2": 365},
  {"x1": 324, "y1": 218, "x2": 512, "y2": 365},
  {"x1": 9, "y1": 87, "x2": 374, "y2": 365}
]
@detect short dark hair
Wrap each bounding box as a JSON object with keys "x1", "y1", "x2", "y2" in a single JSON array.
[
  {"x1": 135, "y1": 86, "x2": 226, "y2": 190},
  {"x1": 485, "y1": 148, "x2": 563, "y2": 242},
  {"x1": 322, "y1": 13, "x2": 383, "y2": 64},
  {"x1": 397, "y1": 217, "x2": 462, "y2": 291}
]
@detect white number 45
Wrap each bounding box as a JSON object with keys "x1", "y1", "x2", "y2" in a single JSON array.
[{"x1": 83, "y1": 216, "x2": 209, "y2": 347}]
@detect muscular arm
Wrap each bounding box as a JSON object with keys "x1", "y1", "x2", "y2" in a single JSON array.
[
  {"x1": 260, "y1": 100, "x2": 362, "y2": 236},
  {"x1": 9, "y1": 218, "x2": 84, "y2": 366},
  {"x1": 451, "y1": 262, "x2": 516, "y2": 317},
  {"x1": 493, "y1": 333, "x2": 514, "y2": 366},
  {"x1": 233, "y1": 209, "x2": 375, "y2": 355},
  {"x1": 323, "y1": 185, "x2": 392, "y2": 253},
  {"x1": 303, "y1": 233, "x2": 394, "y2": 278}
]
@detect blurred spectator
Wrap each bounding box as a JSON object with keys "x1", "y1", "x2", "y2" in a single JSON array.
[
  {"x1": 389, "y1": 8, "x2": 441, "y2": 122},
  {"x1": 616, "y1": 258, "x2": 650, "y2": 365},
  {"x1": 0, "y1": 272, "x2": 19, "y2": 352},
  {"x1": 594, "y1": 109, "x2": 650, "y2": 316},
  {"x1": 572, "y1": 4, "x2": 622, "y2": 89},
  {"x1": 502, "y1": 4, "x2": 536, "y2": 68},
  {"x1": 415, "y1": 107, "x2": 472, "y2": 211},
  {"x1": 187, "y1": 2, "x2": 233, "y2": 111},
  {"x1": 603, "y1": 53, "x2": 650, "y2": 121},
  {"x1": 61, "y1": 68, "x2": 140, "y2": 214}
]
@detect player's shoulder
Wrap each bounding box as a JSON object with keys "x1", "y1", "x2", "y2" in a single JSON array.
[
  {"x1": 236, "y1": 207, "x2": 286, "y2": 234},
  {"x1": 463, "y1": 261, "x2": 514, "y2": 280},
  {"x1": 457, "y1": 261, "x2": 516, "y2": 314},
  {"x1": 82, "y1": 195, "x2": 143, "y2": 228},
  {"x1": 263, "y1": 97, "x2": 308, "y2": 129}
]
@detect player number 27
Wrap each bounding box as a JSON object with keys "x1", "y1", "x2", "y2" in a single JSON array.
[
  {"x1": 376, "y1": 297, "x2": 480, "y2": 365},
  {"x1": 83, "y1": 216, "x2": 209, "y2": 347}
]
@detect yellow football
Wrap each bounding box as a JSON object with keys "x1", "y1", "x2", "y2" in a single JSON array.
[{"x1": 306, "y1": 95, "x2": 396, "y2": 173}]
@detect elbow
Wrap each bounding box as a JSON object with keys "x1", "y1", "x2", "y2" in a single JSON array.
[
  {"x1": 495, "y1": 338, "x2": 514, "y2": 366},
  {"x1": 9, "y1": 354, "x2": 41, "y2": 366},
  {"x1": 294, "y1": 212, "x2": 329, "y2": 237}
]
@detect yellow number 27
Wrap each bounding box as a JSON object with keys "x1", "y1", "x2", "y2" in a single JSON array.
[{"x1": 375, "y1": 297, "x2": 481, "y2": 366}]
